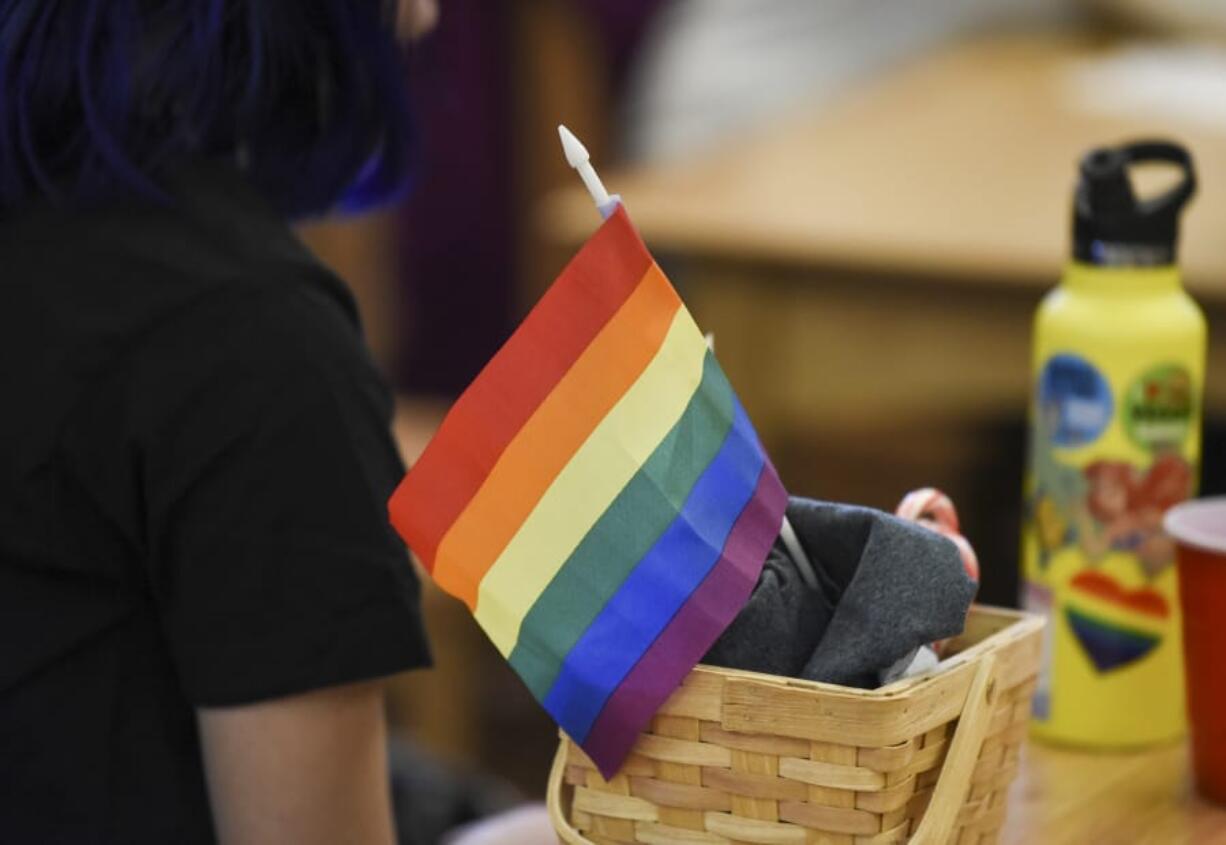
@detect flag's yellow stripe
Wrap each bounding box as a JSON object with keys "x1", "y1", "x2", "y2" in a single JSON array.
[{"x1": 475, "y1": 308, "x2": 708, "y2": 656}]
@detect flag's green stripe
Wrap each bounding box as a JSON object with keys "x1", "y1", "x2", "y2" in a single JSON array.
[{"x1": 508, "y1": 351, "x2": 734, "y2": 700}]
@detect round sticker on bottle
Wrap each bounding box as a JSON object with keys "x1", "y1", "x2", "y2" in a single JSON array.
[
  {"x1": 1124, "y1": 364, "x2": 1194, "y2": 450},
  {"x1": 1037, "y1": 354, "x2": 1113, "y2": 447}
]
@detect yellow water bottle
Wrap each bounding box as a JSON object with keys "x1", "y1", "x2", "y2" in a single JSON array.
[{"x1": 1022, "y1": 140, "x2": 1207, "y2": 747}]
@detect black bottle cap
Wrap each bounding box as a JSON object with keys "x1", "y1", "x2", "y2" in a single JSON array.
[{"x1": 1072, "y1": 140, "x2": 1196, "y2": 267}]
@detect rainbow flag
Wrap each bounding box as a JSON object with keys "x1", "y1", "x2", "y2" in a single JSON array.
[{"x1": 388, "y1": 207, "x2": 787, "y2": 777}]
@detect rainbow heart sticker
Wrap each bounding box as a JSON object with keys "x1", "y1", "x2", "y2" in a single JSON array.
[{"x1": 1065, "y1": 570, "x2": 1168, "y2": 673}]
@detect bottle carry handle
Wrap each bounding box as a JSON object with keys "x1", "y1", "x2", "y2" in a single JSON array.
[
  {"x1": 1082, "y1": 140, "x2": 1197, "y2": 219},
  {"x1": 1125, "y1": 140, "x2": 1197, "y2": 217}
]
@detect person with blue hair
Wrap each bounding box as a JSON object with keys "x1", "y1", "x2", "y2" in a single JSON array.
[{"x1": 0, "y1": 2, "x2": 543, "y2": 843}]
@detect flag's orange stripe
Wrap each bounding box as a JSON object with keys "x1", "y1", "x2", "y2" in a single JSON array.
[
  {"x1": 387, "y1": 207, "x2": 651, "y2": 570},
  {"x1": 432, "y1": 266, "x2": 681, "y2": 607}
]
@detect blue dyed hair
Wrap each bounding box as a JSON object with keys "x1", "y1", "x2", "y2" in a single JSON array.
[{"x1": 0, "y1": 1, "x2": 413, "y2": 218}]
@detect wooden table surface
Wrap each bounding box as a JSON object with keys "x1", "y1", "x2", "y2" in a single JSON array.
[
  {"x1": 1005, "y1": 741, "x2": 1226, "y2": 844},
  {"x1": 543, "y1": 30, "x2": 1226, "y2": 441},
  {"x1": 544, "y1": 34, "x2": 1226, "y2": 306}
]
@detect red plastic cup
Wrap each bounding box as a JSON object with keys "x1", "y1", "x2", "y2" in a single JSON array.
[{"x1": 1166, "y1": 497, "x2": 1226, "y2": 804}]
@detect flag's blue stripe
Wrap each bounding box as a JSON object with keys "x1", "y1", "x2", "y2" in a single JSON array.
[{"x1": 542, "y1": 399, "x2": 765, "y2": 743}]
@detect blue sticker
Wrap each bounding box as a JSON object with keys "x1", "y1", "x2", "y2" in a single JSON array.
[{"x1": 1038, "y1": 354, "x2": 1113, "y2": 447}]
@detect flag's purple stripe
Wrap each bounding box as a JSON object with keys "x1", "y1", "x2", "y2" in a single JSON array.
[
  {"x1": 542, "y1": 401, "x2": 763, "y2": 743},
  {"x1": 582, "y1": 464, "x2": 787, "y2": 778}
]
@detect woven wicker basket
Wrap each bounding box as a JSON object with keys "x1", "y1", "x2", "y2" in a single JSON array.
[{"x1": 547, "y1": 605, "x2": 1044, "y2": 845}]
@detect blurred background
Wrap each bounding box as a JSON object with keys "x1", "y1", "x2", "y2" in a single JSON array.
[{"x1": 299, "y1": 0, "x2": 1226, "y2": 808}]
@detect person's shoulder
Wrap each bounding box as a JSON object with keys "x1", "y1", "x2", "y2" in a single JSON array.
[
  {"x1": 118, "y1": 259, "x2": 393, "y2": 477},
  {"x1": 128, "y1": 174, "x2": 372, "y2": 380},
  {"x1": 171, "y1": 166, "x2": 371, "y2": 371},
  {"x1": 146, "y1": 253, "x2": 372, "y2": 392}
]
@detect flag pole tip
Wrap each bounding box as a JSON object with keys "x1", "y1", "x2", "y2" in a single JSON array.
[{"x1": 558, "y1": 124, "x2": 589, "y2": 168}]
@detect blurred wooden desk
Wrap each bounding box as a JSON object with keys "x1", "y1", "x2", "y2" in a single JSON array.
[
  {"x1": 544, "y1": 34, "x2": 1226, "y2": 434},
  {"x1": 547, "y1": 34, "x2": 1226, "y2": 298},
  {"x1": 545, "y1": 32, "x2": 1226, "y2": 604},
  {"x1": 1006, "y1": 742, "x2": 1226, "y2": 844}
]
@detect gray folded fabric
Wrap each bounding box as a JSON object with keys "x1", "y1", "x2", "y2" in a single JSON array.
[{"x1": 703, "y1": 498, "x2": 976, "y2": 688}]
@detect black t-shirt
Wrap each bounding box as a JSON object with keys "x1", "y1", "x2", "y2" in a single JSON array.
[{"x1": 0, "y1": 163, "x2": 431, "y2": 843}]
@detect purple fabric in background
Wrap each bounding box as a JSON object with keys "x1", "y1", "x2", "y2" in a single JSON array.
[
  {"x1": 395, "y1": 0, "x2": 515, "y2": 395},
  {"x1": 395, "y1": 0, "x2": 667, "y2": 396},
  {"x1": 576, "y1": 0, "x2": 668, "y2": 93}
]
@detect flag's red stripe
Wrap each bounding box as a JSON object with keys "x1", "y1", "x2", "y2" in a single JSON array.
[{"x1": 388, "y1": 207, "x2": 651, "y2": 570}]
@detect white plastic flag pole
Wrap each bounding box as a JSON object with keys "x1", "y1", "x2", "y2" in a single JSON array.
[
  {"x1": 558, "y1": 125, "x2": 622, "y2": 220},
  {"x1": 779, "y1": 517, "x2": 818, "y2": 591},
  {"x1": 557, "y1": 125, "x2": 819, "y2": 591}
]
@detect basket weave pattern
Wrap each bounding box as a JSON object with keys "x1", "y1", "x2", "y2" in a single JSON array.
[{"x1": 550, "y1": 607, "x2": 1044, "y2": 845}]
